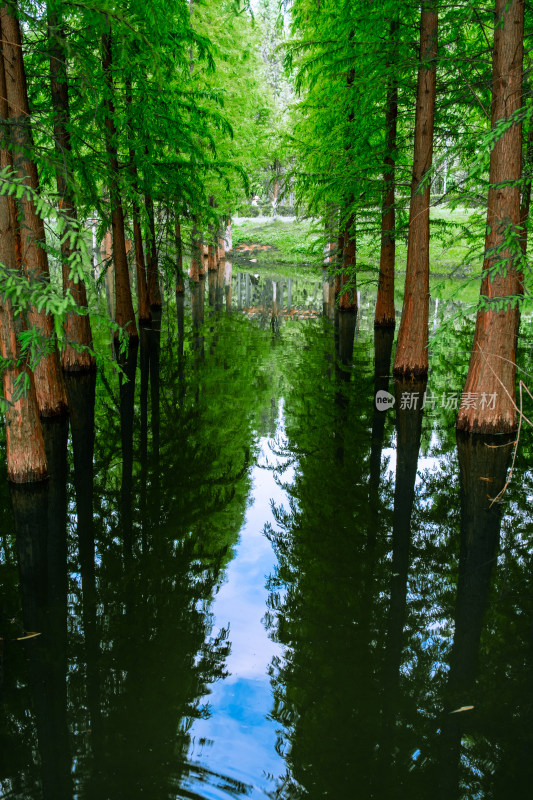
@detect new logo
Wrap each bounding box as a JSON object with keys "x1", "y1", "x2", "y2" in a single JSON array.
[{"x1": 375, "y1": 390, "x2": 395, "y2": 410}]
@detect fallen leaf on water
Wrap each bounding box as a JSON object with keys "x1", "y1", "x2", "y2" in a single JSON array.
[{"x1": 450, "y1": 705, "x2": 474, "y2": 714}]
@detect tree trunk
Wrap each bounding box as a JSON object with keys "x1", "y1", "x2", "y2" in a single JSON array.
[
  {"x1": 336, "y1": 215, "x2": 357, "y2": 312},
  {"x1": 132, "y1": 212, "x2": 151, "y2": 325},
  {"x1": 144, "y1": 192, "x2": 162, "y2": 308},
  {"x1": 101, "y1": 30, "x2": 137, "y2": 339},
  {"x1": 1, "y1": 6, "x2": 68, "y2": 416},
  {"x1": 101, "y1": 231, "x2": 115, "y2": 320},
  {"x1": 207, "y1": 196, "x2": 217, "y2": 272},
  {"x1": 375, "y1": 19, "x2": 398, "y2": 329},
  {"x1": 457, "y1": 0, "x2": 523, "y2": 433},
  {"x1": 47, "y1": 3, "x2": 94, "y2": 372},
  {"x1": 124, "y1": 80, "x2": 151, "y2": 326},
  {"x1": 225, "y1": 218, "x2": 232, "y2": 252},
  {"x1": 0, "y1": 127, "x2": 47, "y2": 481},
  {"x1": 190, "y1": 224, "x2": 202, "y2": 282},
  {"x1": 217, "y1": 217, "x2": 226, "y2": 267},
  {"x1": 175, "y1": 220, "x2": 184, "y2": 294},
  {"x1": 393, "y1": 2, "x2": 437, "y2": 377}
]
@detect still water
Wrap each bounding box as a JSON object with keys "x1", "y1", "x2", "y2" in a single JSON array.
[{"x1": 0, "y1": 266, "x2": 532, "y2": 800}]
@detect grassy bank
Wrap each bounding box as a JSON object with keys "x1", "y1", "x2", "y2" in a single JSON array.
[
  {"x1": 232, "y1": 208, "x2": 485, "y2": 276},
  {"x1": 231, "y1": 210, "x2": 531, "y2": 309}
]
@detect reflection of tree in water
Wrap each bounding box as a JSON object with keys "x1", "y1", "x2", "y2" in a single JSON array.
[
  {"x1": 264, "y1": 320, "x2": 533, "y2": 799},
  {"x1": 69, "y1": 307, "x2": 274, "y2": 799},
  {"x1": 0, "y1": 302, "x2": 278, "y2": 799},
  {"x1": 264, "y1": 321, "x2": 394, "y2": 800},
  {"x1": 1, "y1": 300, "x2": 532, "y2": 798}
]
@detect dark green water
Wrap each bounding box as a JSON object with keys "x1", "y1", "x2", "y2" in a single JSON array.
[{"x1": 0, "y1": 267, "x2": 532, "y2": 800}]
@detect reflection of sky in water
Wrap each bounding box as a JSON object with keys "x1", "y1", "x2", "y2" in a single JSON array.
[{"x1": 186, "y1": 404, "x2": 289, "y2": 796}]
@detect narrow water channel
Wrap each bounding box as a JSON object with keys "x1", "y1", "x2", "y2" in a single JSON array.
[{"x1": 0, "y1": 268, "x2": 532, "y2": 799}]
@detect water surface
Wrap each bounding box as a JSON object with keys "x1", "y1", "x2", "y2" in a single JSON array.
[{"x1": 0, "y1": 268, "x2": 532, "y2": 800}]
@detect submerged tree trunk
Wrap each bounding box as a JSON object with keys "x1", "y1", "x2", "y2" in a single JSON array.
[
  {"x1": 101, "y1": 30, "x2": 137, "y2": 339},
  {"x1": 375, "y1": 19, "x2": 398, "y2": 329},
  {"x1": 47, "y1": 3, "x2": 94, "y2": 372},
  {"x1": 457, "y1": 0, "x2": 523, "y2": 433},
  {"x1": 1, "y1": 7, "x2": 68, "y2": 415},
  {"x1": 393, "y1": 2, "x2": 437, "y2": 377}
]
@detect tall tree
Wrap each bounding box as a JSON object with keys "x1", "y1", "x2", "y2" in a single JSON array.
[
  {"x1": 393, "y1": 1, "x2": 438, "y2": 378},
  {"x1": 457, "y1": 0, "x2": 525, "y2": 433},
  {"x1": 1, "y1": 4, "x2": 68, "y2": 416},
  {"x1": 101, "y1": 26, "x2": 137, "y2": 339},
  {"x1": 374, "y1": 18, "x2": 398, "y2": 329},
  {"x1": 47, "y1": 1, "x2": 95, "y2": 372}
]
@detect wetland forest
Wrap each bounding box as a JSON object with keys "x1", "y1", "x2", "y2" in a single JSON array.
[{"x1": 0, "y1": 0, "x2": 533, "y2": 798}]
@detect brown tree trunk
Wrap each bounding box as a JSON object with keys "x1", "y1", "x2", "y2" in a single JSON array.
[
  {"x1": 457, "y1": 0, "x2": 523, "y2": 433},
  {"x1": 393, "y1": 2, "x2": 437, "y2": 377},
  {"x1": 47, "y1": 4, "x2": 94, "y2": 372},
  {"x1": 337, "y1": 215, "x2": 357, "y2": 312},
  {"x1": 175, "y1": 220, "x2": 184, "y2": 294},
  {"x1": 101, "y1": 231, "x2": 115, "y2": 320},
  {"x1": 144, "y1": 192, "x2": 162, "y2": 308},
  {"x1": 1, "y1": 6, "x2": 68, "y2": 416},
  {"x1": 101, "y1": 30, "x2": 137, "y2": 339},
  {"x1": 0, "y1": 134, "x2": 47, "y2": 481},
  {"x1": 375, "y1": 19, "x2": 398, "y2": 329}
]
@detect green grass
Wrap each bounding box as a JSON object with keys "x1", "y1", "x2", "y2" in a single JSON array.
[
  {"x1": 232, "y1": 217, "x2": 322, "y2": 269},
  {"x1": 231, "y1": 209, "x2": 533, "y2": 311},
  {"x1": 232, "y1": 208, "x2": 485, "y2": 277}
]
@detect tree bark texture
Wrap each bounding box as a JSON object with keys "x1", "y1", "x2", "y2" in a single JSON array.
[
  {"x1": 0, "y1": 128, "x2": 47, "y2": 481},
  {"x1": 457, "y1": 0, "x2": 524, "y2": 433},
  {"x1": 101, "y1": 31, "x2": 137, "y2": 339},
  {"x1": 375, "y1": 20, "x2": 398, "y2": 329},
  {"x1": 336, "y1": 215, "x2": 357, "y2": 312},
  {"x1": 1, "y1": 6, "x2": 68, "y2": 415},
  {"x1": 47, "y1": 4, "x2": 94, "y2": 372},
  {"x1": 393, "y1": 2, "x2": 437, "y2": 377}
]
